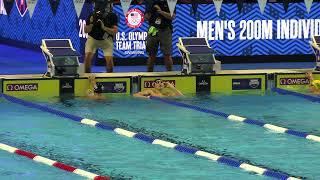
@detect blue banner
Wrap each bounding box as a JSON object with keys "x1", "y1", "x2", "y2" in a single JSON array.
[{"x1": 0, "y1": 2, "x2": 319, "y2": 59}]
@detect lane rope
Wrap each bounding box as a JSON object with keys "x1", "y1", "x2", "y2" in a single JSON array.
[
  {"x1": 0, "y1": 93, "x2": 301, "y2": 180},
  {"x1": 0, "y1": 142, "x2": 109, "y2": 180},
  {"x1": 272, "y1": 87, "x2": 320, "y2": 103},
  {"x1": 149, "y1": 96, "x2": 320, "y2": 143}
]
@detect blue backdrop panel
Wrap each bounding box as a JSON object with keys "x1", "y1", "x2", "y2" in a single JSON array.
[
  {"x1": 0, "y1": 1, "x2": 319, "y2": 59},
  {"x1": 0, "y1": 0, "x2": 80, "y2": 51}
]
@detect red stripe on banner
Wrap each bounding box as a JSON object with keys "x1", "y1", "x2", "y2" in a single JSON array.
[
  {"x1": 94, "y1": 176, "x2": 111, "y2": 180},
  {"x1": 15, "y1": 149, "x2": 37, "y2": 159},
  {"x1": 53, "y1": 162, "x2": 77, "y2": 172}
]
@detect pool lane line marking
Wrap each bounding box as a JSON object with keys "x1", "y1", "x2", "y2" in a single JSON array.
[
  {"x1": 0, "y1": 94, "x2": 301, "y2": 180},
  {"x1": 0, "y1": 143, "x2": 109, "y2": 180},
  {"x1": 148, "y1": 96, "x2": 320, "y2": 143},
  {"x1": 272, "y1": 87, "x2": 320, "y2": 103}
]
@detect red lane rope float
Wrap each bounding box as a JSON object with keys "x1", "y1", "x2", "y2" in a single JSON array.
[{"x1": 0, "y1": 143, "x2": 110, "y2": 180}]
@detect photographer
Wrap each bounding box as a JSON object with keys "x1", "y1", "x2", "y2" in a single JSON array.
[
  {"x1": 145, "y1": 0, "x2": 175, "y2": 72},
  {"x1": 84, "y1": 0, "x2": 118, "y2": 73}
]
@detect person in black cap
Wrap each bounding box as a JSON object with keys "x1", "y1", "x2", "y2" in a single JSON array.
[
  {"x1": 145, "y1": 0, "x2": 175, "y2": 72},
  {"x1": 84, "y1": 0, "x2": 118, "y2": 73}
]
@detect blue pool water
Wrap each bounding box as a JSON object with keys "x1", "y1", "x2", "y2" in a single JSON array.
[
  {"x1": 0, "y1": 150, "x2": 81, "y2": 180},
  {"x1": 1, "y1": 92, "x2": 320, "y2": 179},
  {"x1": 0, "y1": 98, "x2": 261, "y2": 180}
]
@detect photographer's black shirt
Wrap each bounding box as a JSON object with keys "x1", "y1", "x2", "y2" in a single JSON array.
[
  {"x1": 86, "y1": 12, "x2": 118, "y2": 40},
  {"x1": 146, "y1": 1, "x2": 174, "y2": 30}
]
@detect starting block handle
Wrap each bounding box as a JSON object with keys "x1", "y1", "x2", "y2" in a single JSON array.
[
  {"x1": 176, "y1": 43, "x2": 189, "y2": 54},
  {"x1": 310, "y1": 41, "x2": 320, "y2": 51},
  {"x1": 40, "y1": 45, "x2": 53, "y2": 57}
]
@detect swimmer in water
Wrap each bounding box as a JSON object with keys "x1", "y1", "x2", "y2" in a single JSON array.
[
  {"x1": 87, "y1": 74, "x2": 106, "y2": 100},
  {"x1": 134, "y1": 79, "x2": 183, "y2": 98},
  {"x1": 306, "y1": 71, "x2": 320, "y2": 94}
]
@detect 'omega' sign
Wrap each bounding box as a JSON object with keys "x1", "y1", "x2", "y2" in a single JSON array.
[
  {"x1": 279, "y1": 78, "x2": 310, "y2": 85},
  {"x1": 6, "y1": 83, "x2": 38, "y2": 91},
  {"x1": 144, "y1": 80, "x2": 176, "y2": 88}
]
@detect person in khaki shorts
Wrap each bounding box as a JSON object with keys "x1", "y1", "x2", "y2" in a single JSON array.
[
  {"x1": 145, "y1": 0, "x2": 175, "y2": 72},
  {"x1": 84, "y1": 0, "x2": 118, "y2": 73}
]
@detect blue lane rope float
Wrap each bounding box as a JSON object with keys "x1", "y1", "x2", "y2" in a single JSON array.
[
  {"x1": 272, "y1": 87, "x2": 320, "y2": 103},
  {"x1": 149, "y1": 96, "x2": 320, "y2": 143},
  {"x1": 0, "y1": 93, "x2": 300, "y2": 180}
]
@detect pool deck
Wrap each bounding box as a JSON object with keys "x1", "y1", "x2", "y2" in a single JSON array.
[
  {"x1": 0, "y1": 43, "x2": 316, "y2": 96},
  {"x1": 0, "y1": 43, "x2": 317, "y2": 77},
  {"x1": 0, "y1": 68, "x2": 312, "y2": 79}
]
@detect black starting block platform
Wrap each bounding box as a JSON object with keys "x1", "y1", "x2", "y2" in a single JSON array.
[
  {"x1": 177, "y1": 37, "x2": 221, "y2": 75},
  {"x1": 40, "y1": 39, "x2": 81, "y2": 78}
]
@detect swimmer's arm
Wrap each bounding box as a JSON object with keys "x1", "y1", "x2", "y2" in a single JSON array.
[
  {"x1": 133, "y1": 89, "x2": 154, "y2": 98},
  {"x1": 306, "y1": 72, "x2": 314, "y2": 84},
  {"x1": 308, "y1": 80, "x2": 314, "y2": 88},
  {"x1": 309, "y1": 85, "x2": 320, "y2": 95},
  {"x1": 311, "y1": 86, "x2": 320, "y2": 94},
  {"x1": 133, "y1": 92, "x2": 147, "y2": 98},
  {"x1": 88, "y1": 74, "x2": 97, "y2": 89},
  {"x1": 310, "y1": 75, "x2": 315, "y2": 82},
  {"x1": 174, "y1": 89, "x2": 183, "y2": 96},
  {"x1": 90, "y1": 79, "x2": 97, "y2": 88},
  {"x1": 87, "y1": 89, "x2": 94, "y2": 96},
  {"x1": 165, "y1": 82, "x2": 183, "y2": 96}
]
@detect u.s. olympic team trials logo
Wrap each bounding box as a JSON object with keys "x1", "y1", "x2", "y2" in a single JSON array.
[
  {"x1": 125, "y1": 8, "x2": 144, "y2": 28},
  {"x1": 15, "y1": 0, "x2": 27, "y2": 17}
]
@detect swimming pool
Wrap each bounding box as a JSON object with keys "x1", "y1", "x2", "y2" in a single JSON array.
[{"x1": 1, "y1": 92, "x2": 319, "y2": 179}]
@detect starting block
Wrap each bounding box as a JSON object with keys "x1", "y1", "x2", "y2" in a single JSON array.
[
  {"x1": 310, "y1": 36, "x2": 320, "y2": 71},
  {"x1": 177, "y1": 37, "x2": 221, "y2": 75},
  {"x1": 40, "y1": 39, "x2": 81, "y2": 77}
]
